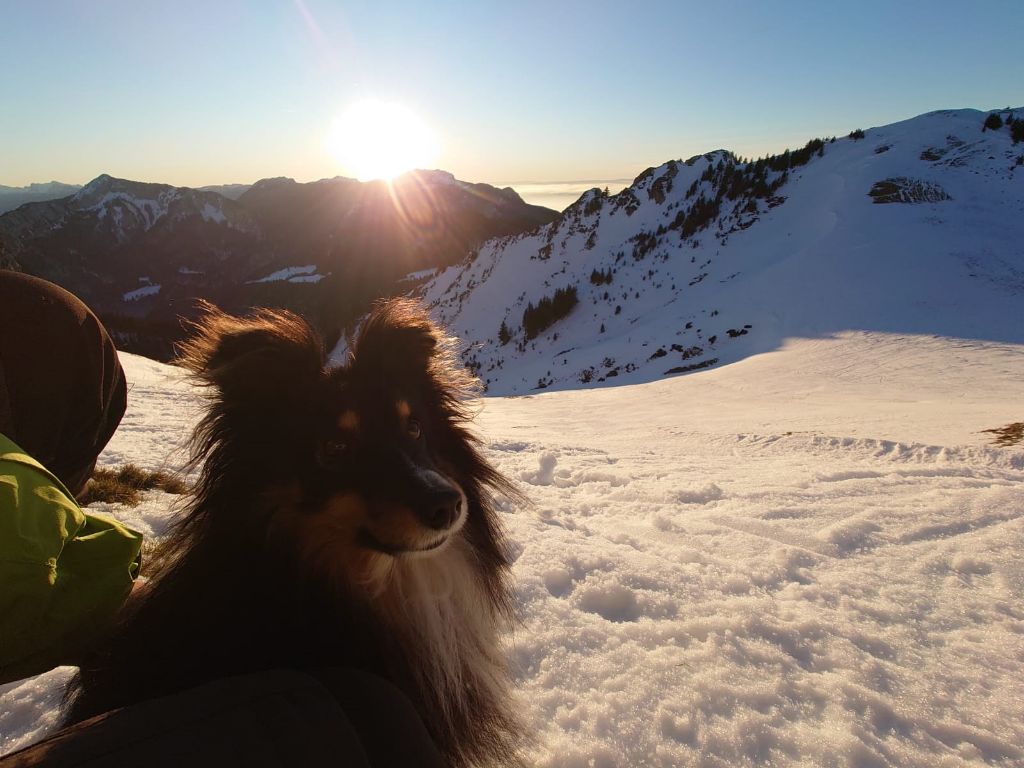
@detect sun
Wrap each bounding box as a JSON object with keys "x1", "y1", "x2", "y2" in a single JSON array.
[{"x1": 324, "y1": 100, "x2": 439, "y2": 182}]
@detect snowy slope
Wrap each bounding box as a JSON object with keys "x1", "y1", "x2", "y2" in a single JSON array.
[
  {"x1": 2, "y1": 336, "x2": 1022, "y2": 766},
  {"x1": 420, "y1": 108, "x2": 1024, "y2": 394}
]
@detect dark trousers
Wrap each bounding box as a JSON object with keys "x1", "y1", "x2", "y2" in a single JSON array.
[
  {"x1": 0, "y1": 271, "x2": 126, "y2": 497},
  {"x1": 0, "y1": 669, "x2": 447, "y2": 767}
]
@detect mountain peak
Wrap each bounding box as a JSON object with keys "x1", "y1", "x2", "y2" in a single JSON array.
[
  {"x1": 73, "y1": 173, "x2": 164, "y2": 202},
  {"x1": 78, "y1": 173, "x2": 115, "y2": 194},
  {"x1": 249, "y1": 176, "x2": 297, "y2": 190}
]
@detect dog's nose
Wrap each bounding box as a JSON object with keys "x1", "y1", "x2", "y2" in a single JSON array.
[{"x1": 418, "y1": 488, "x2": 464, "y2": 531}]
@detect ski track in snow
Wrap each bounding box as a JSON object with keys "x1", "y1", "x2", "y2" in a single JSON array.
[{"x1": 2, "y1": 335, "x2": 1023, "y2": 766}]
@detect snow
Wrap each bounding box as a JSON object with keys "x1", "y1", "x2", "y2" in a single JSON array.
[
  {"x1": 399, "y1": 267, "x2": 440, "y2": 282},
  {"x1": 421, "y1": 108, "x2": 1024, "y2": 397},
  {"x1": 247, "y1": 265, "x2": 324, "y2": 284},
  {"x1": 2, "y1": 107, "x2": 1022, "y2": 765},
  {"x1": 84, "y1": 191, "x2": 177, "y2": 231},
  {"x1": 2, "y1": 329, "x2": 1021, "y2": 765},
  {"x1": 200, "y1": 202, "x2": 226, "y2": 223},
  {"x1": 287, "y1": 274, "x2": 326, "y2": 284},
  {"x1": 483, "y1": 331, "x2": 1023, "y2": 766},
  {"x1": 122, "y1": 284, "x2": 161, "y2": 302},
  {"x1": 61, "y1": 177, "x2": 249, "y2": 241}
]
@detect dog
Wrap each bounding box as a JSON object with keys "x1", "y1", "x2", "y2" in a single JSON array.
[{"x1": 64, "y1": 298, "x2": 523, "y2": 767}]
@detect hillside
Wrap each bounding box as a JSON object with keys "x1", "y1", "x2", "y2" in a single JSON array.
[
  {"x1": 0, "y1": 171, "x2": 557, "y2": 358},
  {"x1": 419, "y1": 108, "x2": 1024, "y2": 394}
]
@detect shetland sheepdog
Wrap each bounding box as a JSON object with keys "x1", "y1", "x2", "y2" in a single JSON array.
[{"x1": 64, "y1": 299, "x2": 523, "y2": 767}]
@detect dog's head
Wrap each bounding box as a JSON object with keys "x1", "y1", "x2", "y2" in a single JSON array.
[
  {"x1": 177, "y1": 299, "x2": 499, "y2": 578},
  {"x1": 313, "y1": 299, "x2": 478, "y2": 558}
]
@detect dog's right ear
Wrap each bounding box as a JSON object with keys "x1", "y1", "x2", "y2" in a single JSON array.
[{"x1": 176, "y1": 301, "x2": 325, "y2": 406}]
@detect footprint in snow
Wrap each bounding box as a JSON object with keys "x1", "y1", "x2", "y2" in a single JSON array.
[
  {"x1": 543, "y1": 568, "x2": 574, "y2": 597},
  {"x1": 578, "y1": 583, "x2": 641, "y2": 622},
  {"x1": 672, "y1": 483, "x2": 725, "y2": 504}
]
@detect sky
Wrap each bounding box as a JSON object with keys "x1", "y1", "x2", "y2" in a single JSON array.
[{"x1": 1, "y1": 0, "x2": 1022, "y2": 189}]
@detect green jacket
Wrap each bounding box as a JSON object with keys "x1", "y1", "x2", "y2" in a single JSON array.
[{"x1": 0, "y1": 433, "x2": 142, "y2": 684}]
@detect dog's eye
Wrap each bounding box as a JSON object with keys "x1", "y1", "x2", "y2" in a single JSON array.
[{"x1": 407, "y1": 419, "x2": 422, "y2": 439}]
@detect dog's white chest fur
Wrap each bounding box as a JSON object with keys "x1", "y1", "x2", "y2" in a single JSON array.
[{"x1": 370, "y1": 538, "x2": 509, "y2": 729}]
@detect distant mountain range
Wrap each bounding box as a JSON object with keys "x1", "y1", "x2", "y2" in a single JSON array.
[
  {"x1": 418, "y1": 108, "x2": 1024, "y2": 393},
  {"x1": 0, "y1": 182, "x2": 255, "y2": 214},
  {"x1": 6, "y1": 108, "x2": 1021, "y2": 378},
  {"x1": 0, "y1": 182, "x2": 82, "y2": 214},
  {"x1": 0, "y1": 171, "x2": 557, "y2": 358}
]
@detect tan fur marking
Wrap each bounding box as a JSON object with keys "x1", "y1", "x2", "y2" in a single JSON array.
[
  {"x1": 337, "y1": 410, "x2": 360, "y2": 431},
  {"x1": 269, "y1": 492, "x2": 365, "y2": 588},
  {"x1": 396, "y1": 399, "x2": 411, "y2": 420}
]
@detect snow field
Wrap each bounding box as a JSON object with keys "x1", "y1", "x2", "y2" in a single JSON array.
[
  {"x1": 496, "y1": 434, "x2": 1023, "y2": 766},
  {"x1": 1, "y1": 332, "x2": 1022, "y2": 766},
  {"x1": 477, "y1": 330, "x2": 1024, "y2": 766}
]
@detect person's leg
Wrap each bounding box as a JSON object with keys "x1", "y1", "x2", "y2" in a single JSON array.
[
  {"x1": 311, "y1": 668, "x2": 449, "y2": 767},
  {"x1": 0, "y1": 669, "x2": 449, "y2": 768},
  {"x1": 0, "y1": 272, "x2": 126, "y2": 496}
]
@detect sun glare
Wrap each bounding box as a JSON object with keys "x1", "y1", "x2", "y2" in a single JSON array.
[{"x1": 324, "y1": 100, "x2": 439, "y2": 182}]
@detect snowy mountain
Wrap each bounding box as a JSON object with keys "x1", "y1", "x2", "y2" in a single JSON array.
[
  {"x1": 0, "y1": 181, "x2": 247, "y2": 214},
  {"x1": 420, "y1": 108, "x2": 1024, "y2": 394},
  {"x1": 62, "y1": 174, "x2": 253, "y2": 241},
  {"x1": 0, "y1": 174, "x2": 258, "y2": 277},
  {"x1": 0, "y1": 171, "x2": 557, "y2": 358}
]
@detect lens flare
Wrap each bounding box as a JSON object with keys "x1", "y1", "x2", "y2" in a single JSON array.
[{"x1": 324, "y1": 100, "x2": 439, "y2": 182}]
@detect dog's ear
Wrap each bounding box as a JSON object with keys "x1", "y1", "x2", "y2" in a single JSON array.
[
  {"x1": 177, "y1": 301, "x2": 325, "y2": 405},
  {"x1": 350, "y1": 298, "x2": 446, "y2": 379}
]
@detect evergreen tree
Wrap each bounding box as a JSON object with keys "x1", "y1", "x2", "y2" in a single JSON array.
[
  {"x1": 983, "y1": 113, "x2": 1004, "y2": 131},
  {"x1": 522, "y1": 285, "x2": 579, "y2": 340},
  {"x1": 1011, "y1": 118, "x2": 1024, "y2": 144}
]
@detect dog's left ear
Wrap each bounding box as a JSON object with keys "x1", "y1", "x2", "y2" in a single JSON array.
[
  {"x1": 177, "y1": 301, "x2": 325, "y2": 408},
  {"x1": 351, "y1": 298, "x2": 446, "y2": 380}
]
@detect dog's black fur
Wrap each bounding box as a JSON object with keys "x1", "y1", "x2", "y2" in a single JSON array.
[{"x1": 63, "y1": 299, "x2": 523, "y2": 767}]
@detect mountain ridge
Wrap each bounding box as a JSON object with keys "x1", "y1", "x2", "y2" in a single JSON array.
[
  {"x1": 0, "y1": 170, "x2": 559, "y2": 358},
  {"x1": 0, "y1": 181, "x2": 82, "y2": 214},
  {"x1": 417, "y1": 107, "x2": 1024, "y2": 394}
]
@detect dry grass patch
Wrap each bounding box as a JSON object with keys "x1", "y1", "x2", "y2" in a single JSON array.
[
  {"x1": 981, "y1": 422, "x2": 1024, "y2": 447},
  {"x1": 79, "y1": 464, "x2": 189, "y2": 507}
]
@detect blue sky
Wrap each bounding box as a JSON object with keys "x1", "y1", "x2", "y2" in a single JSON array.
[{"x1": 2, "y1": 0, "x2": 1021, "y2": 187}]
